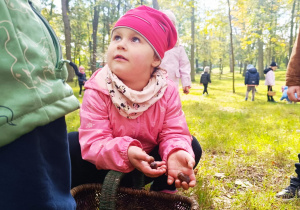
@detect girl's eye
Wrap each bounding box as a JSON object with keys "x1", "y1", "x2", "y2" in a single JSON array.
[
  {"x1": 113, "y1": 35, "x2": 121, "y2": 41},
  {"x1": 132, "y1": 37, "x2": 140, "y2": 43}
]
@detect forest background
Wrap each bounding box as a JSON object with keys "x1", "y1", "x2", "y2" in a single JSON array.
[
  {"x1": 40, "y1": 0, "x2": 300, "y2": 83},
  {"x1": 39, "y1": 1, "x2": 300, "y2": 208}
]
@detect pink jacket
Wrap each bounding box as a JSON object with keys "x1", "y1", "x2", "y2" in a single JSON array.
[
  {"x1": 160, "y1": 45, "x2": 191, "y2": 88},
  {"x1": 265, "y1": 70, "x2": 275, "y2": 86},
  {"x1": 79, "y1": 69, "x2": 194, "y2": 173}
]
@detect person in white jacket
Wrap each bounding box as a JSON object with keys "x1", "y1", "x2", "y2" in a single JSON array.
[
  {"x1": 160, "y1": 10, "x2": 191, "y2": 95},
  {"x1": 264, "y1": 61, "x2": 278, "y2": 102}
]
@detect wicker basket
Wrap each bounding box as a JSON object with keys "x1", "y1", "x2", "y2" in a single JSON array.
[
  {"x1": 71, "y1": 170, "x2": 199, "y2": 210},
  {"x1": 267, "y1": 91, "x2": 276, "y2": 96}
]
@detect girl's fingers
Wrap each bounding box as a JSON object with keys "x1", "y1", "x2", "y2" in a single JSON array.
[
  {"x1": 175, "y1": 179, "x2": 181, "y2": 188},
  {"x1": 154, "y1": 161, "x2": 166, "y2": 166},
  {"x1": 188, "y1": 180, "x2": 196, "y2": 187},
  {"x1": 143, "y1": 167, "x2": 166, "y2": 178},
  {"x1": 167, "y1": 175, "x2": 175, "y2": 185},
  {"x1": 188, "y1": 160, "x2": 195, "y2": 169},
  {"x1": 133, "y1": 152, "x2": 151, "y2": 162},
  {"x1": 181, "y1": 182, "x2": 189, "y2": 190}
]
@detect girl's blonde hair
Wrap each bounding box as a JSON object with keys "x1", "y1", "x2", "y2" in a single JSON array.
[{"x1": 204, "y1": 66, "x2": 210, "y2": 73}]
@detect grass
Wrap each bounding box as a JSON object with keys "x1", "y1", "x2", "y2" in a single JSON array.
[{"x1": 66, "y1": 68, "x2": 300, "y2": 209}]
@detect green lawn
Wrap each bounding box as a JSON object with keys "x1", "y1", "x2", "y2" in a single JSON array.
[{"x1": 66, "y1": 68, "x2": 300, "y2": 209}]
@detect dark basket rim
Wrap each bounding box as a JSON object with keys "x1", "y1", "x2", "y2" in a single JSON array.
[{"x1": 71, "y1": 183, "x2": 199, "y2": 210}]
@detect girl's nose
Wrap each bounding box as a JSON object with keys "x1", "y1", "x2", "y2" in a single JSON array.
[{"x1": 117, "y1": 40, "x2": 127, "y2": 50}]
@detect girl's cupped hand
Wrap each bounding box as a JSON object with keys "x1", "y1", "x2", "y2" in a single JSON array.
[{"x1": 128, "y1": 146, "x2": 166, "y2": 178}]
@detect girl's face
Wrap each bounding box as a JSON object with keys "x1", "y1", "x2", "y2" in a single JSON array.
[
  {"x1": 271, "y1": 66, "x2": 277, "y2": 71},
  {"x1": 107, "y1": 28, "x2": 160, "y2": 90}
]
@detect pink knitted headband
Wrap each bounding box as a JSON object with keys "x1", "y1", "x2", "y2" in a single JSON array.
[{"x1": 112, "y1": 5, "x2": 177, "y2": 60}]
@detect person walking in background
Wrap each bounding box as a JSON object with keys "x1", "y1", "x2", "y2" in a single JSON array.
[
  {"x1": 159, "y1": 10, "x2": 191, "y2": 95},
  {"x1": 200, "y1": 66, "x2": 211, "y2": 95},
  {"x1": 264, "y1": 61, "x2": 278, "y2": 102},
  {"x1": 276, "y1": 26, "x2": 300, "y2": 200},
  {"x1": 244, "y1": 64, "x2": 259, "y2": 101},
  {"x1": 69, "y1": 62, "x2": 87, "y2": 97}
]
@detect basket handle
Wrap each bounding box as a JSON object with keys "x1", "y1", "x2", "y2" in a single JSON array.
[{"x1": 99, "y1": 170, "x2": 145, "y2": 210}]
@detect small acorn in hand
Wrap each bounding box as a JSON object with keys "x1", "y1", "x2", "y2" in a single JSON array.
[
  {"x1": 177, "y1": 172, "x2": 191, "y2": 183},
  {"x1": 150, "y1": 161, "x2": 158, "y2": 169}
]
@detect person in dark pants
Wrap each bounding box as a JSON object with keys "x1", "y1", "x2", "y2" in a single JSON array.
[
  {"x1": 69, "y1": 62, "x2": 87, "y2": 97},
  {"x1": 264, "y1": 61, "x2": 278, "y2": 102},
  {"x1": 200, "y1": 66, "x2": 211, "y2": 95},
  {"x1": 0, "y1": 1, "x2": 80, "y2": 208},
  {"x1": 244, "y1": 64, "x2": 259, "y2": 101},
  {"x1": 68, "y1": 132, "x2": 202, "y2": 190}
]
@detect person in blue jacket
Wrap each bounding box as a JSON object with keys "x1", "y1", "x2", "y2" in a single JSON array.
[
  {"x1": 69, "y1": 62, "x2": 87, "y2": 97},
  {"x1": 245, "y1": 64, "x2": 260, "y2": 101}
]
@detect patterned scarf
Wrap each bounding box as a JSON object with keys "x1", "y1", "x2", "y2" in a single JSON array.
[{"x1": 104, "y1": 66, "x2": 168, "y2": 119}]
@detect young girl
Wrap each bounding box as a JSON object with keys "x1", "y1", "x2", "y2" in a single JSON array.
[
  {"x1": 69, "y1": 5, "x2": 202, "y2": 193},
  {"x1": 264, "y1": 61, "x2": 278, "y2": 102},
  {"x1": 69, "y1": 62, "x2": 87, "y2": 97}
]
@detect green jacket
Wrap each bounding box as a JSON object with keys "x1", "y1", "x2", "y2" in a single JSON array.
[{"x1": 0, "y1": 0, "x2": 80, "y2": 147}]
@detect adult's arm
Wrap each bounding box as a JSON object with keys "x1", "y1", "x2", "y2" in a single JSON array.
[
  {"x1": 287, "y1": 27, "x2": 300, "y2": 86},
  {"x1": 69, "y1": 61, "x2": 83, "y2": 77}
]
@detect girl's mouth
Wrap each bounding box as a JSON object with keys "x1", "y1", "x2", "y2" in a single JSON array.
[{"x1": 114, "y1": 55, "x2": 128, "y2": 61}]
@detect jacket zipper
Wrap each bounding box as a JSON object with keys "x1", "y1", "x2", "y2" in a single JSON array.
[{"x1": 28, "y1": 1, "x2": 61, "y2": 67}]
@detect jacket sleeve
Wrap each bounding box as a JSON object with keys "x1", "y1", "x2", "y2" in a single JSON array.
[
  {"x1": 208, "y1": 74, "x2": 211, "y2": 83},
  {"x1": 287, "y1": 27, "x2": 300, "y2": 86},
  {"x1": 69, "y1": 61, "x2": 83, "y2": 77},
  {"x1": 200, "y1": 74, "x2": 203, "y2": 83},
  {"x1": 179, "y1": 46, "x2": 191, "y2": 87},
  {"x1": 79, "y1": 89, "x2": 142, "y2": 173},
  {"x1": 245, "y1": 72, "x2": 248, "y2": 85},
  {"x1": 158, "y1": 85, "x2": 195, "y2": 163},
  {"x1": 257, "y1": 73, "x2": 260, "y2": 85}
]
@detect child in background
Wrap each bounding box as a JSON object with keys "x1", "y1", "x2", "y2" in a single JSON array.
[
  {"x1": 159, "y1": 10, "x2": 191, "y2": 95},
  {"x1": 264, "y1": 61, "x2": 278, "y2": 102},
  {"x1": 68, "y1": 6, "x2": 202, "y2": 193},
  {"x1": 69, "y1": 62, "x2": 87, "y2": 97},
  {"x1": 200, "y1": 66, "x2": 211, "y2": 95},
  {"x1": 280, "y1": 86, "x2": 297, "y2": 104},
  {"x1": 244, "y1": 64, "x2": 259, "y2": 101}
]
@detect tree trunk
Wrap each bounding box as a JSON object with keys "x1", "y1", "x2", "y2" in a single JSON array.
[
  {"x1": 190, "y1": 1, "x2": 195, "y2": 82},
  {"x1": 91, "y1": 5, "x2": 100, "y2": 73},
  {"x1": 243, "y1": 62, "x2": 247, "y2": 76},
  {"x1": 239, "y1": 61, "x2": 242, "y2": 74},
  {"x1": 258, "y1": 37, "x2": 264, "y2": 79},
  {"x1": 289, "y1": 0, "x2": 296, "y2": 59},
  {"x1": 257, "y1": 0, "x2": 264, "y2": 79},
  {"x1": 152, "y1": 0, "x2": 159, "y2": 10},
  {"x1": 49, "y1": 0, "x2": 54, "y2": 18},
  {"x1": 87, "y1": 23, "x2": 92, "y2": 71},
  {"x1": 61, "y1": 0, "x2": 73, "y2": 82},
  {"x1": 219, "y1": 58, "x2": 223, "y2": 80},
  {"x1": 227, "y1": 0, "x2": 235, "y2": 93}
]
